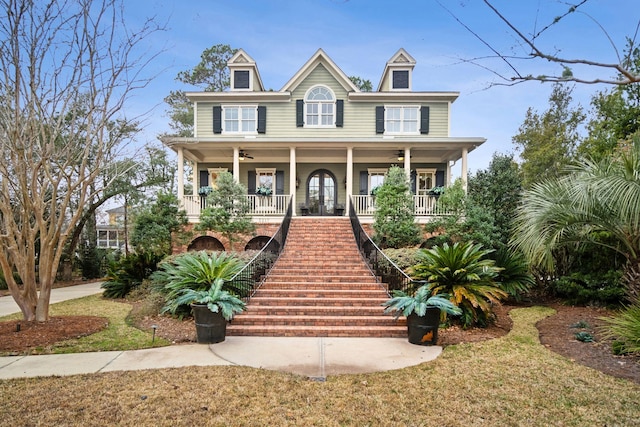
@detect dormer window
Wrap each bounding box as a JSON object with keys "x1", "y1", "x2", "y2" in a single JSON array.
[
  {"x1": 232, "y1": 69, "x2": 251, "y2": 90},
  {"x1": 392, "y1": 69, "x2": 410, "y2": 90},
  {"x1": 304, "y1": 85, "x2": 335, "y2": 127}
]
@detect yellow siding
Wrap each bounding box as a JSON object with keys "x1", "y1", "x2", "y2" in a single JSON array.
[{"x1": 194, "y1": 63, "x2": 450, "y2": 138}]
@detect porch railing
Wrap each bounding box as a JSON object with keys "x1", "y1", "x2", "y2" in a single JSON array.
[
  {"x1": 182, "y1": 194, "x2": 291, "y2": 219},
  {"x1": 351, "y1": 194, "x2": 451, "y2": 217},
  {"x1": 226, "y1": 199, "x2": 293, "y2": 301},
  {"x1": 348, "y1": 197, "x2": 413, "y2": 295}
]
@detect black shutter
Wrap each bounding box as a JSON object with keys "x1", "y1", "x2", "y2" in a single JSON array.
[
  {"x1": 375, "y1": 106, "x2": 384, "y2": 134},
  {"x1": 410, "y1": 170, "x2": 417, "y2": 194},
  {"x1": 275, "y1": 171, "x2": 285, "y2": 195},
  {"x1": 420, "y1": 106, "x2": 430, "y2": 135},
  {"x1": 247, "y1": 171, "x2": 256, "y2": 194},
  {"x1": 336, "y1": 99, "x2": 344, "y2": 127},
  {"x1": 359, "y1": 171, "x2": 368, "y2": 195},
  {"x1": 199, "y1": 170, "x2": 209, "y2": 188},
  {"x1": 234, "y1": 70, "x2": 250, "y2": 89},
  {"x1": 296, "y1": 100, "x2": 304, "y2": 127},
  {"x1": 257, "y1": 106, "x2": 266, "y2": 133},
  {"x1": 393, "y1": 70, "x2": 409, "y2": 89},
  {"x1": 213, "y1": 106, "x2": 222, "y2": 134},
  {"x1": 436, "y1": 170, "x2": 445, "y2": 187}
]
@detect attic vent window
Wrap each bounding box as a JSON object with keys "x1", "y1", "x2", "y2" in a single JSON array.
[
  {"x1": 392, "y1": 70, "x2": 409, "y2": 90},
  {"x1": 234, "y1": 70, "x2": 250, "y2": 89}
]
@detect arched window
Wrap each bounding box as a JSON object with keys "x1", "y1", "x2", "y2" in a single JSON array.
[{"x1": 305, "y1": 86, "x2": 335, "y2": 127}]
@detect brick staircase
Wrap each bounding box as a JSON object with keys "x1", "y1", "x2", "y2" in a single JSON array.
[{"x1": 227, "y1": 217, "x2": 406, "y2": 337}]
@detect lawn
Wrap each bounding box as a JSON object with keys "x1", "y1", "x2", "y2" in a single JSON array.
[{"x1": 0, "y1": 306, "x2": 638, "y2": 426}]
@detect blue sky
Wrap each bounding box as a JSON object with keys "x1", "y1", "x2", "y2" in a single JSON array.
[{"x1": 125, "y1": 0, "x2": 637, "y2": 174}]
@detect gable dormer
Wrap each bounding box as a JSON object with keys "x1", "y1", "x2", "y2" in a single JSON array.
[
  {"x1": 376, "y1": 48, "x2": 416, "y2": 92},
  {"x1": 228, "y1": 49, "x2": 265, "y2": 92}
]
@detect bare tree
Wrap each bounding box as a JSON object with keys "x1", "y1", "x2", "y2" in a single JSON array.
[
  {"x1": 0, "y1": 0, "x2": 163, "y2": 321},
  {"x1": 438, "y1": 0, "x2": 640, "y2": 85}
]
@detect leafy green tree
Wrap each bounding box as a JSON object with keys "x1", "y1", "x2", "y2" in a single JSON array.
[
  {"x1": 197, "y1": 172, "x2": 255, "y2": 251},
  {"x1": 349, "y1": 76, "x2": 373, "y2": 92},
  {"x1": 411, "y1": 242, "x2": 506, "y2": 328},
  {"x1": 130, "y1": 192, "x2": 188, "y2": 257},
  {"x1": 425, "y1": 179, "x2": 501, "y2": 250},
  {"x1": 468, "y1": 152, "x2": 523, "y2": 248},
  {"x1": 164, "y1": 44, "x2": 238, "y2": 137},
  {"x1": 512, "y1": 136, "x2": 640, "y2": 301},
  {"x1": 373, "y1": 166, "x2": 421, "y2": 248},
  {"x1": 512, "y1": 83, "x2": 586, "y2": 187},
  {"x1": 579, "y1": 41, "x2": 640, "y2": 162}
]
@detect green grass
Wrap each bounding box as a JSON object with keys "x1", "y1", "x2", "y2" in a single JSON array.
[
  {"x1": 0, "y1": 306, "x2": 638, "y2": 426},
  {"x1": 0, "y1": 295, "x2": 170, "y2": 354}
]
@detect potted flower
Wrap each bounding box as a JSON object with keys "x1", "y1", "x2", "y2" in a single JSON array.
[
  {"x1": 171, "y1": 278, "x2": 246, "y2": 343},
  {"x1": 383, "y1": 283, "x2": 461, "y2": 345},
  {"x1": 256, "y1": 185, "x2": 273, "y2": 196}
]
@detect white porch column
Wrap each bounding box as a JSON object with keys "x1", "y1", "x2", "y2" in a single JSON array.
[
  {"x1": 290, "y1": 147, "x2": 297, "y2": 215},
  {"x1": 346, "y1": 147, "x2": 353, "y2": 213},
  {"x1": 461, "y1": 147, "x2": 468, "y2": 193},
  {"x1": 177, "y1": 147, "x2": 184, "y2": 200},
  {"x1": 192, "y1": 161, "x2": 198, "y2": 196},
  {"x1": 403, "y1": 147, "x2": 411, "y2": 178},
  {"x1": 446, "y1": 161, "x2": 452, "y2": 187},
  {"x1": 233, "y1": 147, "x2": 240, "y2": 182}
]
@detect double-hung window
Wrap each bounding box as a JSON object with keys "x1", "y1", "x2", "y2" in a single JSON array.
[
  {"x1": 305, "y1": 86, "x2": 335, "y2": 127},
  {"x1": 223, "y1": 105, "x2": 257, "y2": 133},
  {"x1": 385, "y1": 106, "x2": 419, "y2": 134}
]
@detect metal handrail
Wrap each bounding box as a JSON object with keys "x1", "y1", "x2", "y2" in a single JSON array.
[
  {"x1": 226, "y1": 199, "x2": 293, "y2": 301},
  {"x1": 348, "y1": 197, "x2": 413, "y2": 295}
]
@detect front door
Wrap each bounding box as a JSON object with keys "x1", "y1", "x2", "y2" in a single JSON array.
[{"x1": 307, "y1": 169, "x2": 337, "y2": 216}]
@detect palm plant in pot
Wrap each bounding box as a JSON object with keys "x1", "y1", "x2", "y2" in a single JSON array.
[
  {"x1": 383, "y1": 283, "x2": 461, "y2": 345},
  {"x1": 153, "y1": 251, "x2": 247, "y2": 344},
  {"x1": 170, "y1": 278, "x2": 245, "y2": 343}
]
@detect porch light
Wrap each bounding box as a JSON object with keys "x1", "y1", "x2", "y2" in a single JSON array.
[{"x1": 396, "y1": 150, "x2": 404, "y2": 161}]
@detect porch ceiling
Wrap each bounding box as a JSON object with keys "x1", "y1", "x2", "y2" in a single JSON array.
[{"x1": 166, "y1": 137, "x2": 485, "y2": 165}]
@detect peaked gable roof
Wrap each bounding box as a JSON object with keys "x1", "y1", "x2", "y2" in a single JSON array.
[
  {"x1": 281, "y1": 48, "x2": 359, "y2": 93},
  {"x1": 377, "y1": 48, "x2": 416, "y2": 91},
  {"x1": 228, "y1": 48, "x2": 265, "y2": 91}
]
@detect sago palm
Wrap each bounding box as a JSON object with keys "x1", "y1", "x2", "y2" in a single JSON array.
[
  {"x1": 512, "y1": 136, "x2": 640, "y2": 301},
  {"x1": 411, "y1": 242, "x2": 506, "y2": 327},
  {"x1": 151, "y1": 250, "x2": 246, "y2": 314}
]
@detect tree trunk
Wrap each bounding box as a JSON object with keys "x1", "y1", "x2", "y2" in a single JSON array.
[{"x1": 623, "y1": 258, "x2": 640, "y2": 303}]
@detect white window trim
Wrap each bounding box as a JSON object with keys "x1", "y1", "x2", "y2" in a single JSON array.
[
  {"x1": 368, "y1": 168, "x2": 387, "y2": 193},
  {"x1": 416, "y1": 168, "x2": 437, "y2": 195},
  {"x1": 390, "y1": 68, "x2": 412, "y2": 91},
  {"x1": 255, "y1": 168, "x2": 276, "y2": 194},
  {"x1": 222, "y1": 105, "x2": 258, "y2": 134},
  {"x1": 384, "y1": 105, "x2": 420, "y2": 135},
  {"x1": 304, "y1": 85, "x2": 336, "y2": 128},
  {"x1": 231, "y1": 68, "x2": 253, "y2": 91}
]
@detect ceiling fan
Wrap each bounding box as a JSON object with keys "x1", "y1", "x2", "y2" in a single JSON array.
[
  {"x1": 238, "y1": 149, "x2": 253, "y2": 160},
  {"x1": 391, "y1": 150, "x2": 410, "y2": 161}
]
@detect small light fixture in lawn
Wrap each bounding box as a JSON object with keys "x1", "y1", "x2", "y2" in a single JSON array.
[{"x1": 151, "y1": 325, "x2": 158, "y2": 343}]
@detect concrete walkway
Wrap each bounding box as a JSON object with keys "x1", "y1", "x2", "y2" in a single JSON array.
[{"x1": 0, "y1": 283, "x2": 441, "y2": 380}]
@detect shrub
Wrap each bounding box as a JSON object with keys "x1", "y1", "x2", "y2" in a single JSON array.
[
  {"x1": 102, "y1": 252, "x2": 164, "y2": 299},
  {"x1": 492, "y1": 248, "x2": 536, "y2": 300},
  {"x1": 600, "y1": 303, "x2": 640, "y2": 355},
  {"x1": 551, "y1": 270, "x2": 625, "y2": 306},
  {"x1": 411, "y1": 242, "x2": 507, "y2": 328},
  {"x1": 382, "y1": 248, "x2": 420, "y2": 272}
]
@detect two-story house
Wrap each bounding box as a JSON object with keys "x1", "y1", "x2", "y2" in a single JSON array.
[{"x1": 162, "y1": 48, "x2": 485, "y2": 231}]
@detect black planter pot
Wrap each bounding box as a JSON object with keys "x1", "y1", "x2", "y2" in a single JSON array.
[
  {"x1": 191, "y1": 304, "x2": 227, "y2": 344},
  {"x1": 406, "y1": 307, "x2": 441, "y2": 346}
]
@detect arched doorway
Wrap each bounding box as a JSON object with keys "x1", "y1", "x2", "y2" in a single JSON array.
[{"x1": 306, "y1": 169, "x2": 337, "y2": 216}]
